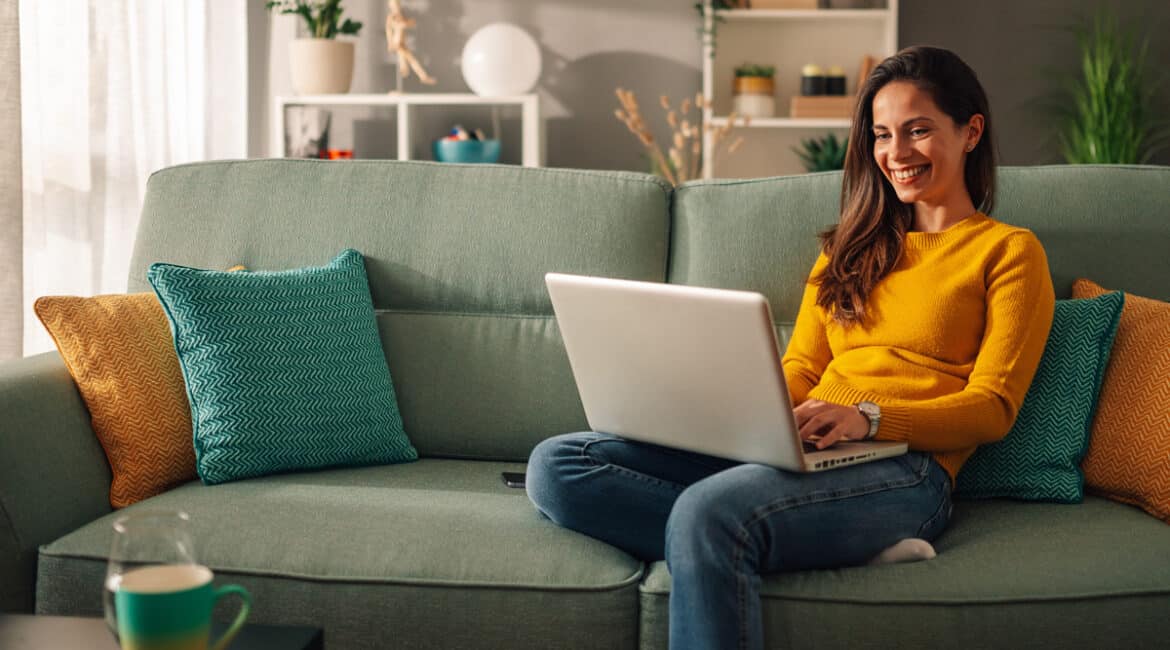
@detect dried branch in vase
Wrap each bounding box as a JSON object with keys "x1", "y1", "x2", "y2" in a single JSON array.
[{"x1": 615, "y1": 88, "x2": 747, "y2": 185}]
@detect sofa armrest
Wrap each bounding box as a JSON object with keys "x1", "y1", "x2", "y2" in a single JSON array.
[{"x1": 0, "y1": 353, "x2": 112, "y2": 612}]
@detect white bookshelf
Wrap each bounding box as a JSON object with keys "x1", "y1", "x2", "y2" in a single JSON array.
[
  {"x1": 274, "y1": 93, "x2": 544, "y2": 167},
  {"x1": 701, "y1": 3, "x2": 898, "y2": 178}
]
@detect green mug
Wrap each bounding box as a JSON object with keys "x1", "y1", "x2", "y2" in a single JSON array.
[{"x1": 115, "y1": 563, "x2": 250, "y2": 650}]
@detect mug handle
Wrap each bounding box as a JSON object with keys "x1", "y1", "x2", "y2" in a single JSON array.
[{"x1": 209, "y1": 584, "x2": 252, "y2": 650}]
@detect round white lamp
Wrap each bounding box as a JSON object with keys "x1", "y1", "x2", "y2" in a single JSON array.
[{"x1": 461, "y1": 23, "x2": 542, "y2": 97}]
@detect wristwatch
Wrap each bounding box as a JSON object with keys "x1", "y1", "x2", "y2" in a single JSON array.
[{"x1": 856, "y1": 401, "x2": 881, "y2": 440}]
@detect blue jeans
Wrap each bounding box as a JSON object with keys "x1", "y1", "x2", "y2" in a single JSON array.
[{"x1": 526, "y1": 431, "x2": 953, "y2": 650}]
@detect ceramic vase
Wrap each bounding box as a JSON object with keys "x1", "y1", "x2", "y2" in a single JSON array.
[{"x1": 289, "y1": 38, "x2": 355, "y2": 95}]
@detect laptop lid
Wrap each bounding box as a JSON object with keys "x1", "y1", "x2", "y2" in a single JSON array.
[{"x1": 545, "y1": 272, "x2": 807, "y2": 471}]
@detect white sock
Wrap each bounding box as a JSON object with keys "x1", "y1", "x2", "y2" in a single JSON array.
[{"x1": 867, "y1": 538, "x2": 936, "y2": 565}]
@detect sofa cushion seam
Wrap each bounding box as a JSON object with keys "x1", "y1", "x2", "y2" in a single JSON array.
[
  {"x1": 39, "y1": 551, "x2": 646, "y2": 593},
  {"x1": 635, "y1": 584, "x2": 1170, "y2": 604}
]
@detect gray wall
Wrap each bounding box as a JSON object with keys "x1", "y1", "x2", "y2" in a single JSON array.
[
  {"x1": 1, "y1": 0, "x2": 21, "y2": 360},
  {"x1": 253, "y1": 0, "x2": 1170, "y2": 168},
  {"x1": 901, "y1": 0, "x2": 1170, "y2": 166}
]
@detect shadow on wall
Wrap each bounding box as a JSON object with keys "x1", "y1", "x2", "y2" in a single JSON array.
[
  {"x1": 541, "y1": 50, "x2": 698, "y2": 172},
  {"x1": 354, "y1": 0, "x2": 531, "y2": 163},
  {"x1": 347, "y1": 0, "x2": 701, "y2": 171}
]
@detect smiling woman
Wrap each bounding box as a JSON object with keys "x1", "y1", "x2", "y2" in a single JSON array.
[{"x1": 526, "y1": 45, "x2": 1057, "y2": 650}]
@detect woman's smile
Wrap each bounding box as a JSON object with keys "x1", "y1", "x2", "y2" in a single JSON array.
[{"x1": 891, "y1": 164, "x2": 930, "y2": 183}]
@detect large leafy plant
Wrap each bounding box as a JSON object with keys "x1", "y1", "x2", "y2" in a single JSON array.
[
  {"x1": 1057, "y1": 9, "x2": 1168, "y2": 163},
  {"x1": 266, "y1": 0, "x2": 363, "y2": 39}
]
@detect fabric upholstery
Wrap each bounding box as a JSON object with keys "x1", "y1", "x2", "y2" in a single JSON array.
[
  {"x1": 957, "y1": 292, "x2": 1123, "y2": 502},
  {"x1": 128, "y1": 160, "x2": 673, "y2": 314},
  {"x1": 126, "y1": 159, "x2": 672, "y2": 461},
  {"x1": 1073, "y1": 279, "x2": 1170, "y2": 523},
  {"x1": 36, "y1": 460, "x2": 643, "y2": 650},
  {"x1": 638, "y1": 497, "x2": 1170, "y2": 650},
  {"x1": 33, "y1": 293, "x2": 196, "y2": 507},
  {"x1": 148, "y1": 249, "x2": 416, "y2": 484},
  {"x1": 0, "y1": 353, "x2": 111, "y2": 612},
  {"x1": 376, "y1": 311, "x2": 587, "y2": 460}
]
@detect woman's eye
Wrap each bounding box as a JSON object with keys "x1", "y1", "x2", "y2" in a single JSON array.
[
  {"x1": 873, "y1": 133, "x2": 890, "y2": 141},
  {"x1": 911, "y1": 128, "x2": 929, "y2": 137}
]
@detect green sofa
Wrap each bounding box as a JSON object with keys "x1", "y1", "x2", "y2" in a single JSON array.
[{"x1": 2, "y1": 160, "x2": 1169, "y2": 649}]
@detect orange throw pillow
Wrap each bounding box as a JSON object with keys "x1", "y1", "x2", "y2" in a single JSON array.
[
  {"x1": 1072, "y1": 279, "x2": 1170, "y2": 523},
  {"x1": 35, "y1": 293, "x2": 197, "y2": 507}
]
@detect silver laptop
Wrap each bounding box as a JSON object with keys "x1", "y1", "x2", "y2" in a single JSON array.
[{"x1": 545, "y1": 272, "x2": 908, "y2": 472}]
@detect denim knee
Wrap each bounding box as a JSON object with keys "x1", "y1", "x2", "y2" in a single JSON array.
[
  {"x1": 525, "y1": 432, "x2": 586, "y2": 524},
  {"x1": 665, "y1": 476, "x2": 745, "y2": 570}
]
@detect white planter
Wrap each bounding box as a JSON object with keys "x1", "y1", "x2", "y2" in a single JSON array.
[
  {"x1": 733, "y1": 94, "x2": 776, "y2": 119},
  {"x1": 288, "y1": 38, "x2": 355, "y2": 95}
]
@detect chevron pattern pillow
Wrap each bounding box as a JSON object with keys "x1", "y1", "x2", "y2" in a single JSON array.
[
  {"x1": 149, "y1": 249, "x2": 417, "y2": 485},
  {"x1": 1073, "y1": 279, "x2": 1170, "y2": 523},
  {"x1": 34, "y1": 293, "x2": 199, "y2": 507},
  {"x1": 956, "y1": 291, "x2": 1123, "y2": 502}
]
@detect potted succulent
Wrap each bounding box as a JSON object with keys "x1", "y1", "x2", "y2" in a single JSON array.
[
  {"x1": 733, "y1": 63, "x2": 776, "y2": 118},
  {"x1": 793, "y1": 132, "x2": 848, "y2": 172},
  {"x1": 267, "y1": 0, "x2": 364, "y2": 95}
]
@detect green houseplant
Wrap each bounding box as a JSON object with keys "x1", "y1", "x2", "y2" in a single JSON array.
[
  {"x1": 793, "y1": 133, "x2": 847, "y2": 172},
  {"x1": 266, "y1": 0, "x2": 363, "y2": 39},
  {"x1": 1056, "y1": 8, "x2": 1168, "y2": 164},
  {"x1": 695, "y1": 1, "x2": 745, "y2": 58},
  {"x1": 267, "y1": 1, "x2": 364, "y2": 95}
]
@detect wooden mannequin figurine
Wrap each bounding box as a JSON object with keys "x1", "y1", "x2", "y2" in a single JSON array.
[{"x1": 386, "y1": 0, "x2": 436, "y2": 88}]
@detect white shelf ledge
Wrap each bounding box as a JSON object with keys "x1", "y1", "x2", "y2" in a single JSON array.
[
  {"x1": 276, "y1": 93, "x2": 538, "y2": 107},
  {"x1": 709, "y1": 116, "x2": 851, "y2": 129},
  {"x1": 274, "y1": 93, "x2": 542, "y2": 166},
  {"x1": 716, "y1": 8, "x2": 891, "y2": 20}
]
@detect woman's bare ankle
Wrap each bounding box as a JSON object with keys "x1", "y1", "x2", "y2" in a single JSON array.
[{"x1": 868, "y1": 538, "x2": 936, "y2": 565}]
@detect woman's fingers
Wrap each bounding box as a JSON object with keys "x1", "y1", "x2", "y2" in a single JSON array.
[
  {"x1": 794, "y1": 400, "x2": 858, "y2": 448},
  {"x1": 793, "y1": 399, "x2": 828, "y2": 427},
  {"x1": 797, "y1": 411, "x2": 837, "y2": 443},
  {"x1": 813, "y1": 423, "x2": 850, "y2": 449}
]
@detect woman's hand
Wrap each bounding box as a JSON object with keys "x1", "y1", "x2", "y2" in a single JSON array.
[{"x1": 793, "y1": 400, "x2": 869, "y2": 449}]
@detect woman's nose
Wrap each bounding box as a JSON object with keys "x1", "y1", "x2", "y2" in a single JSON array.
[{"x1": 890, "y1": 134, "x2": 913, "y2": 160}]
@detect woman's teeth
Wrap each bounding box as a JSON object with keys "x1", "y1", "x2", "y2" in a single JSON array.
[{"x1": 893, "y1": 165, "x2": 928, "y2": 182}]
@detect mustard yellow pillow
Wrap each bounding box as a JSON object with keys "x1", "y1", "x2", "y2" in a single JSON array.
[
  {"x1": 1072, "y1": 279, "x2": 1170, "y2": 523},
  {"x1": 35, "y1": 293, "x2": 197, "y2": 508}
]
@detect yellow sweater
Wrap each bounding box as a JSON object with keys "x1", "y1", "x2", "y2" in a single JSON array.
[{"x1": 781, "y1": 212, "x2": 1055, "y2": 484}]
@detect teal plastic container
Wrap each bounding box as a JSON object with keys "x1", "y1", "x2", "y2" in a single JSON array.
[{"x1": 433, "y1": 139, "x2": 502, "y2": 164}]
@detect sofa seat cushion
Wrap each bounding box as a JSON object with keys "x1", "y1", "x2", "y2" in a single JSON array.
[
  {"x1": 36, "y1": 459, "x2": 643, "y2": 650},
  {"x1": 638, "y1": 496, "x2": 1170, "y2": 650}
]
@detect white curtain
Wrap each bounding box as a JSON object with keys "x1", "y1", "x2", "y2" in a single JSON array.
[{"x1": 20, "y1": 0, "x2": 246, "y2": 355}]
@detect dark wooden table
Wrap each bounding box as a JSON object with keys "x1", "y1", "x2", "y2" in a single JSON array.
[{"x1": 0, "y1": 614, "x2": 324, "y2": 649}]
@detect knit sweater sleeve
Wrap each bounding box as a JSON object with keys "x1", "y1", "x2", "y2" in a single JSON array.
[
  {"x1": 781, "y1": 253, "x2": 833, "y2": 406},
  {"x1": 876, "y1": 232, "x2": 1055, "y2": 451}
]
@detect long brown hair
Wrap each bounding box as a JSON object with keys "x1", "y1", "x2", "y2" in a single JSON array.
[{"x1": 816, "y1": 46, "x2": 997, "y2": 326}]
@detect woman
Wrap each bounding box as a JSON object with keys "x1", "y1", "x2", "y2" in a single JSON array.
[{"x1": 526, "y1": 46, "x2": 1055, "y2": 649}]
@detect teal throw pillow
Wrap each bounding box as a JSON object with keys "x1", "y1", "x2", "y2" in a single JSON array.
[
  {"x1": 956, "y1": 291, "x2": 1123, "y2": 503},
  {"x1": 148, "y1": 249, "x2": 417, "y2": 485}
]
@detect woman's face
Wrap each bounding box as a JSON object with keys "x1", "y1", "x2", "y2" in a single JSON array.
[{"x1": 870, "y1": 80, "x2": 982, "y2": 209}]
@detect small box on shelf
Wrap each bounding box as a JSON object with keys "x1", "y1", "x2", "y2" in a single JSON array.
[
  {"x1": 790, "y1": 95, "x2": 857, "y2": 118},
  {"x1": 749, "y1": 0, "x2": 818, "y2": 8}
]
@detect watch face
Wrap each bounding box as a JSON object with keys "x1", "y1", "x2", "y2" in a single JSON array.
[{"x1": 858, "y1": 401, "x2": 880, "y2": 417}]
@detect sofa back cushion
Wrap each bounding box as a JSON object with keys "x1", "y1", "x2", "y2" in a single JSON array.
[
  {"x1": 669, "y1": 165, "x2": 1170, "y2": 340},
  {"x1": 129, "y1": 160, "x2": 673, "y2": 461}
]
